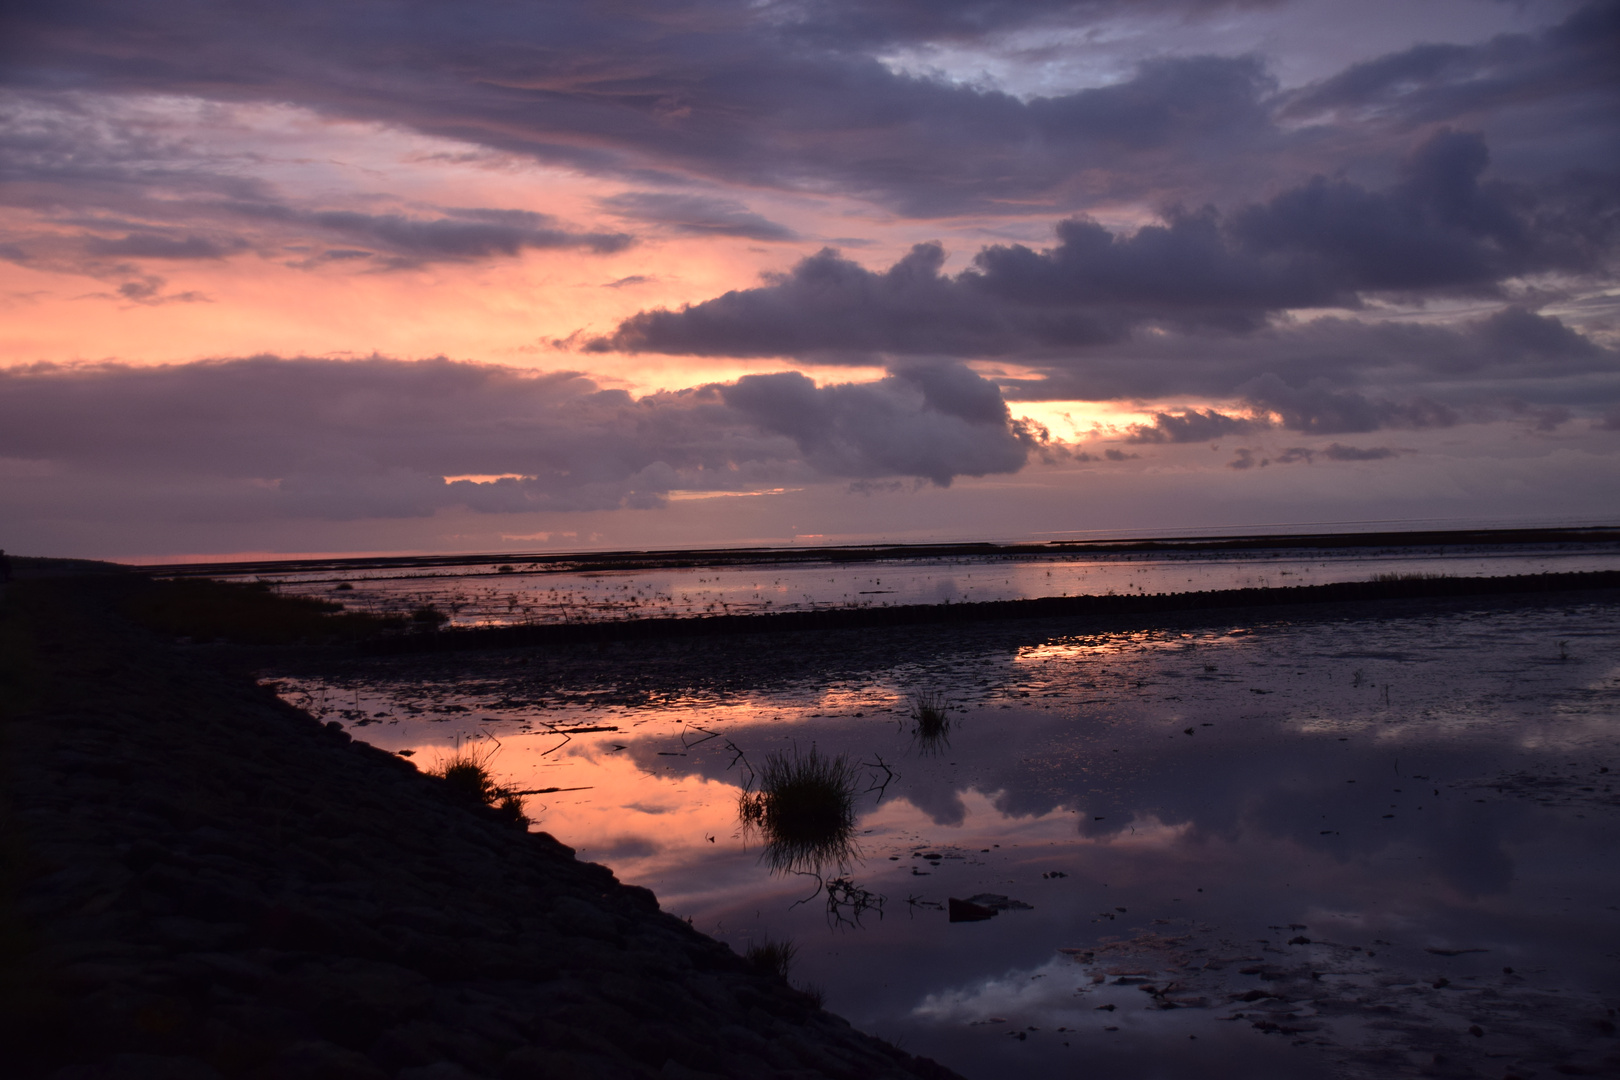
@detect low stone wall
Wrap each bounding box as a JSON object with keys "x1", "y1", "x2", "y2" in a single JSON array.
[{"x1": 1, "y1": 578, "x2": 960, "y2": 1080}]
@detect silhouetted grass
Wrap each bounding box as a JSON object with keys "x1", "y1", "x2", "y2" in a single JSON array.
[
  {"x1": 745, "y1": 936, "x2": 797, "y2": 980},
  {"x1": 122, "y1": 577, "x2": 402, "y2": 645},
  {"x1": 908, "y1": 690, "x2": 950, "y2": 753},
  {"x1": 410, "y1": 604, "x2": 450, "y2": 627},
  {"x1": 1371, "y1": 572, "x2": 1449, "y2": 582},
  {"x1": 738, "y1": 746, "x2": 859, "y2": 874},
  {"x1": 430, "y1": 739, "x2": 528, "y2": 825}
]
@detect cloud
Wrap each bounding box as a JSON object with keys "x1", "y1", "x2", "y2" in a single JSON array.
[
  {"x1": 0, "y1": 5, "x2": 1384, "y2": 219},
  {"x1": 722, "y1": 362, "x2": 1043, "y2": 486},
  {"x1": 1124, "y1": 407, "x2": 1269, "y2": 443},
  {"x1": 1321, "y1": 443, "x2": 1397, "y2": 461},
  {"x1": 302, "y1": 208, "x2": 632, "y2": 262},
  {"x1": 593, "y1": 130, "x2": 1617, "y2": 359},
  {"x1": 5, "y1": 2, "x2": 1613, "y2": 223},
  {"x1": 0, "y1": 355, "x2": 1037, "y2": 523},
  {"x1": 82, "y1": 232, "x2": 246, "y2": 259},
  {"x1": 599, "y1": 192, "x2": 798, "y2": 241},
  {"x1": 590, "y1": 241, "x2": 1022, "y2": 358},
  {"x1": 1237, "y1": 374, "x2": 1458, "y2": 435},
  {"x1": 1227, "y1": 441, "x2": 1401, "y2": 469},
  {"x1": 0, "y1": 99, "x2": 633, "y2": 273},
  {"x1": 1281, "y1": 5, "x2": 1620, "y2": 166}
]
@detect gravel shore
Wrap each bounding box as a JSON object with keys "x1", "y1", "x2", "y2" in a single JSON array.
[{"x1": 1, "y1": 576, "x2": 961, "y2": 1080}]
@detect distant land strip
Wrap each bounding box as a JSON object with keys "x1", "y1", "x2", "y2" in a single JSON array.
[
  {"x1": 146, "y1": 525, "x2": 1620, "y2": 580},
  {"x1": 361, "y1": 570, "x2": 1620, "y2": 654}
]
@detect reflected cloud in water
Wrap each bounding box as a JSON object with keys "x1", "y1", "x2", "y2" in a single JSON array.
[{"x1": 269, "y1": 597, "x2": 1620, "y2": 1078}]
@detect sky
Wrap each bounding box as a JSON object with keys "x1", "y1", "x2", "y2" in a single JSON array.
[{"x1": 1, "y1": 0, "x2": 1617, "y2": 561}]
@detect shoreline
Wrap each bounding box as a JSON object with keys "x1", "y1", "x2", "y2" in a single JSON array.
[{"x1": 1, "y1": 576, "x2": 961, "y2": 1079}]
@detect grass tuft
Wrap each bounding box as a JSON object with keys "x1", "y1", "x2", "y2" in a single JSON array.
[
  {"x1": 744, "y1": 936, "x2": 798, "y2": 980},
  {"x1": 909, "y1": 690, "x2": 950, "y2": 752},
  {"x1": 429, "y1": 738, "x2": 528, "y2": 825},
  {"x1": 738, "y1": 745, "x2": 860, "y2": 874},
  {"x1": 1371, "y1": 571, "x2": 1448, "y2": 582},
  {"x1": 410, "y1": 604, "x2": 450, "y2": 627}
]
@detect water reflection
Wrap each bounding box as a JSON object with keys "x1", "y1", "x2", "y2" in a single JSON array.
[
  {"x1": 242, "y1": 542, "x2": 1620, "y2": 629},
  {"x1": 736, "y1": 745, "x2": 862, "y2": 876},
  {"x1": 908, "y1": 690, "x2": 951, "y2": 756},
  {"x1": 268, "y1": 596, "x2": 1620, "y2": 1079}
]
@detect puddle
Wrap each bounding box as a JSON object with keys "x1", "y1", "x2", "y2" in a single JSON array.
[{"x1": 264, "y1": 597, "x2": 1620, "y2": 1078}]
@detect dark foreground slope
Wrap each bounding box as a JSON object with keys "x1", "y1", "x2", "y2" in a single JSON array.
[{"x1": 0, "y1": 578, "x2": 960, "y2": 1080}]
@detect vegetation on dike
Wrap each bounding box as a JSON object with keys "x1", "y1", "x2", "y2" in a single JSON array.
[
  {"x1": 429, "y1": 738, "x2": 528, "y2": 825},
  {"x1": 745, "y1": 936, "x2": 798, "y2": 980},
  {"x1": 120, "y1": 577, "x2": 404, "y2": 646}
]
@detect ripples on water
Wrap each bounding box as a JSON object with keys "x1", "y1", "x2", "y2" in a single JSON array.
[{"x1": 265, "y1": 585, "x2": 1620, "y2": 1079}]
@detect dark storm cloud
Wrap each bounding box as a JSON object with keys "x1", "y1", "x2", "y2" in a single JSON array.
[
  {"x1": 0, "y1": 356, "x2": 1037, "y2": 522},
  {"x1": 599, "y1": 193, "x2": 798, "y2": 241},
  {"x1": 594, "y1": 131, "x2": 1618, "y2": 354}
]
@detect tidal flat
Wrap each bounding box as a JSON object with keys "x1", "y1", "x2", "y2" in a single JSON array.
[{"x1": 267, "y1": 590, "x2": 1620, "y2": 1079}]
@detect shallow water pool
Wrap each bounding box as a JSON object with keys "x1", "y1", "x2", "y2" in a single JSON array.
[{"x1": 267, "y1": 595, "x2": 1620, "y2": 1078}]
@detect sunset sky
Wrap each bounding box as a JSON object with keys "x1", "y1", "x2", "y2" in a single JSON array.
[{"x1": 2, "y1": 0, "x2": 1617, "y2": 561}]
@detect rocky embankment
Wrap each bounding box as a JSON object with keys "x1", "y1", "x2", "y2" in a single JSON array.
[{"x1": 0, "y1": 576, "x2": 960, "y2": 1080}]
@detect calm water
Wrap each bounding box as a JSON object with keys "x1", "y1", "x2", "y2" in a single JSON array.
[
  {"x1": 239, "y1": 542, "x2": 1619, "y2": 628},
  {"x1": 265, "y1": 590, "x2": 1620, "y2": 1078}
]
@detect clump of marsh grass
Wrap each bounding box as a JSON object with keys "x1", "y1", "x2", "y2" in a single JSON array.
[
  {"x1": 744, "y1": 936, "x2": 798, "y2": 980},
  {"x1": 430, "y1": 736, "x2": 528, "y2": 825},
  {"x1": 737, "y1": 745, "x2": 860, "y2": 875},
  {"x1": 909, "y1": 690, "x2": 950, "y2": 753},
  {"x1": 1371, "y1": 571, "x2": 1448, "y2": 583},
  {"x1": 410, "y1": 604, "x2": 450, "y2": 627}
]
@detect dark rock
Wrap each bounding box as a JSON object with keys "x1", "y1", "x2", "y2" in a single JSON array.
[{"x1": 948, "y1": 898, "x2": 997, "y2": 923}]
